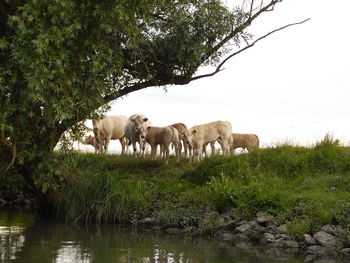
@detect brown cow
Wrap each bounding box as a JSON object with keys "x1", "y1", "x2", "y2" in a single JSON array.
[
  {"x1": 142, "y1": 126, "x2": 180, "y2": 164},
  {"x1": 170, "y1": 123, "x2": 189, "y2": 158}
]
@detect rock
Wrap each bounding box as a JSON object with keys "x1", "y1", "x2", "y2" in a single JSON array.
[
  {"x1": 306, "y1": 245, "x2": 327, "y2": 256},
  {"x1": 321, "y1": 224, "x2": 347, "y2": 238},
  {"x1": 276, "y1": 224, "x2": 288, "y2": 234},
  {"x1": 340, "y1": 248, "x2": 350, "y2": 257},
  {"x1": 313, "y1": 231, "x2": 337, "y2": 248},
  {"x1": 165, "y1": 227, "x2": 183, "y2": 235},
  {"x1": 221, "y1": 208, "x2": 242, "y2": 223},
  {"x1": 303, "y1": 234, "x2": 317, "y2": 246},
  {"x1": 231, "y1": 233, "x2": 249, "y2": 243},
  {"x1": 261, "y1": 233, "x2": 276, "y2": 245},
  {"x1": 235, "y1": 223, "x2": 252, "y2": 234},
  {"x1": 327, "y1": 176, "x2": 342, "y2": 182},
  {"x1": 235, "y1": 241, "x2": 251, "y2": 250},
  {"x1": 221, "y1": 232, "x2": 235, "y2": 242},
  {"x1": 255, "y1": 212, "x2": 273, "y2": 227},
  {"x1": 304, "y1": 254, "x2": 318, "y2": 262},
  {"x1": 329, "y1": 187, "x2": 337, "y2": 192},
  {"x1": 301, "y1": 177, "x2": 313, "y2": 186},
  {"x1": 283, "y1": 240, "x2": 299, "y2": 248},
  {"x1": 215, "y1": 216, "x2": 235, "y2": 229},
  {"x1": 139, "y1": 217, "x2": 157, "y2": 226}
]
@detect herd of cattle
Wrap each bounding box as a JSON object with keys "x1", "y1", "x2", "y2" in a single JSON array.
[{"x1": 84, "y1": 114, "x2": 259, "y2": 163}]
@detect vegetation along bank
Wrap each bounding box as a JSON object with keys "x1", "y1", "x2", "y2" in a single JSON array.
[{"x1": 1, "y1": 136, "x2": 350, "y2": 261}]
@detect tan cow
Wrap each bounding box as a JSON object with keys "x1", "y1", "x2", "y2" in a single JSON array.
[
  {"x1": 142, "y1": 126, "x2": 180, "y2": 164},
  {"x1": 229, "y1": 133, "x2": 259, "y2": 154},
  {"x1": 92, "y1": 115, "x2": 128, "y2": 154},
  {"x1": 124, "y1": 114, "x2": 152, "y2": 157},
  {"x1": 184, "y1": 121, "x2": 232, "y2": 162},
  {"x1": 170, "y1": 123, "x2": 189, "y2": 158}
]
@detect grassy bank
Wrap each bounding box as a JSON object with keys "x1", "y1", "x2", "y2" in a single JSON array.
[{"x1": 55, "y1": 136, "x2": 350, "y2": 238}]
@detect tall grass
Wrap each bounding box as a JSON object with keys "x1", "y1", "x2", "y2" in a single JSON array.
[{"x1": 55, "y1": 136, "x2": 350, "y2": 236}]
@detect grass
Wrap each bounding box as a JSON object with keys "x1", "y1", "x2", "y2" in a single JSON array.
[{"x1": 54, "y1": 135, "x2": 350, "y2": 238}]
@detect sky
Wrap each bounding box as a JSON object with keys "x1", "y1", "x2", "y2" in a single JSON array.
[{"x1": 82, "y1": 0, "x2": 350, "y2": 153}]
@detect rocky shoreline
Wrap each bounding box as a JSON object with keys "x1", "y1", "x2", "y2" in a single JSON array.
[{"x1": 138, "y1": 209, "x2": 350, "y2": 262}]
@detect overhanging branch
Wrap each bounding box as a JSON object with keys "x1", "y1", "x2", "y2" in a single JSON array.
[{"x1": 191, "y1": 18, "x2": 310, "y2": 82}]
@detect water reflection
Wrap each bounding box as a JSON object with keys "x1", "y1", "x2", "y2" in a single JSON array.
[
  {"x1": 0, "y1": 209, "x2": 345, "y2": 263},
  {"x1": 0, "y1": 209, "x2": 34, "y2": 263}
]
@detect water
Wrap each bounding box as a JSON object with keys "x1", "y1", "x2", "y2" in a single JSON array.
[{"x1": 0, "y1": 208, "x2": 342, "y2": 263}]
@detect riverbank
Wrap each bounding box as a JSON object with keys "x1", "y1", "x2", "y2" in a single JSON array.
[{"x1": 2, "y1": 136, "x2": 350, "y2": 260}]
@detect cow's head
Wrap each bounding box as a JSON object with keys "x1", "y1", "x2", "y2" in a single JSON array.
[
  {"x1": 84, "y1": 135, "x2": 94, "y2": 145},
  {"x1": 184, "y1": 129, "x2": 196, "y2": 147}
]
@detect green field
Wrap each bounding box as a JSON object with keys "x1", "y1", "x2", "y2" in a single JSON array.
[{"x1": 53, "y1": 135, "x2": 350, "y2": 238}]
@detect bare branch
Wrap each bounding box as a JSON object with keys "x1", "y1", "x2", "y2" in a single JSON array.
[{"x1": 191, "y1": 18, "x2": 310, "y2": 82}]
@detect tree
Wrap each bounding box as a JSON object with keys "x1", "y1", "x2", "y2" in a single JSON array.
[{"x1": 0, "y1": 0, "x2": 308, "y2": 196}]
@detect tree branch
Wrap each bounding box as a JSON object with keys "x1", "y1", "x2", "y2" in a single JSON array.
[
  {"x1": 191, "y1": 18, "x2": 310, "y2": 82},
  {"x1": 0, "y1": 130, "x2": 17, "y2": 170}
]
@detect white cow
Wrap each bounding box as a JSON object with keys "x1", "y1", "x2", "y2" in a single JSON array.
[
  {"x1": 92, "y1": 115, "x2": 128, "y2": 154},
  {"x1": 184, "y1": 121, "x2": 232, "y2": 162},
  {"x1": 229, "y1": 133, "x2": 259, "y2": 154},
  {"x1": 142, "y1": 126, "x2": 180, "y2": 164},
  {"x1": 124, "y1": 114, "x2": 152, "y2": 157}
]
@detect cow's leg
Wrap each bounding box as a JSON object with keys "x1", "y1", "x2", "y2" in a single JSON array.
[
  {"x1": 93, "y1": 128, "x2": 102, "y2": 153},
  {"x1": 174, "y1": 141, "x2": 180, "y2": 162},
  {"x1": 210, "y1": 142, "x2": 215, "y2": 156},
  {"x1": 132, "y1": 141, "x2": 138, "y2": 157},
  {"x1": 164, "y1": 143, "x2": 170, "y2": 164},
  {"x1": 151, "y1": 145, "x2": 157, "y2": 160},
  {"x1": 195, "y1": 144, "x2": 202, "y2": 162},
  {"x1": 202, "y1": 143, "x2": 208, "y2": 157},
  {"x1": 119, "y1": 137, "x2": 125, "y2": 155},
  {"x1": 140, "y1": 141, "x2": 146, "y2": 158},
  {"x1": 103, "y1": 137, "x2": 111, "y2": 154}
]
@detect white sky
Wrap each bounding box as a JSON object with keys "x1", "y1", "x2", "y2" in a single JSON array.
[{"x1": 82, "y1": 0, "x2": 350, "y2": 152}]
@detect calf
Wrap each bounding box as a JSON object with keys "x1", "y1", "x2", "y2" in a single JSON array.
[
  {"x1": 124, "y1": 114, "x2": 152, "y2": 157},
  {"x1": 184, "y1": 121, "x2": 232, "y2": 162},
  {"x1": 143, "y1": 126, "x2": 180, "y2": 164},
  {"x1": 170, "y1": 123, "x2": 189, "y2": 158}
]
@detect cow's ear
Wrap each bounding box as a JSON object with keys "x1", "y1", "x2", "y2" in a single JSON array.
[
  {"x1": 147, "y1": 126, "x2": 151, "y2": 130},
  {"x1": 191, "y1": 129, "x2": 197, "y2": 135},
  {"x1": 143, "y1": 118, "x2": 148, "y2": 122}
]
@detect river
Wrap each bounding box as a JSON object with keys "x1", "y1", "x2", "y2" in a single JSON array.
[{"x1": 0, "y1": 208, "x2": 345, "y2": 263}]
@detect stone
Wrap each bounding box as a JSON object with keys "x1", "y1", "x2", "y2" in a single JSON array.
[
  {"x1": 255, "y1": 212, "x2": 272, "y2": 227},
  {"x1": 301, "y1": 177, "x2": 313, "y2": 186},
  {"x1": 303, "y1": 234, "x2": 317, "y2": 246},
  {"x1": 313, "y1": 231, "x2": 337, "y2": 248},
  {"x1": 231, "y1": 233, "x2": 249, "y2": 243},
  {"x1": 340, "y1": 248, "x2": 350, "y2": 257},
  {"x1": 165, "y1": 227, "x2": 183, "y2": 235},
  {"x1": 283, "y1": 240, "x2": 299, "y2": 248},
  {"x1": 276, "y1": 224, "x2": 288, "y2": 234},
  {"x1": 215, "y1": 216, "x2": 235, "y2": 229},
  {"x1": 306, "y1": 245, "x2": 327, "y2": 256},
  {"x1": 139, "y1": 217, "x2": 157, "y2": 225},
  {"x1": 235, "y1": 223, "x2": 252, "y2": 234},
  {"x1": 235, "y1": 241, "x2": 251, "y2": 250}
]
